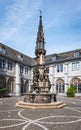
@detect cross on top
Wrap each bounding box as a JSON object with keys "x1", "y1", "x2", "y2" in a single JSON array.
[{"x1": 39, "y1": 10, "x2": 42, "y2": 16}]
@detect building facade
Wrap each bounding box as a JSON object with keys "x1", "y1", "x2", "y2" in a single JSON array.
[
  {"x1": 0, "y1": 43, "x2": 33, "y2": 96},
  {"x1": 0, "y1": 43, "x2": 81, "y2": 96},
  {"x1": 0, "y1": 15, "x2": 81, "y2": 96},
  {"x1": 46, "y1": 50, "x2": 81, "y2": 96}
]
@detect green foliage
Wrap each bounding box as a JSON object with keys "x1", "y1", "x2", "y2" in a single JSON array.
[
  {"x1": 66, "y1": 86, "x2": 76, "y2": 97},
  {"x1": 0, "y1": 88, "x2": 9, "y2": 92},
  {"x1": 0, "y1": 88, "x2": 9, "y2": 97}
]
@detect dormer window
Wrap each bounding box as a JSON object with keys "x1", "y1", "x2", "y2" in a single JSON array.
[
  {"x1": 52, "y1": 55, "x2": 57, "y2": 61},
  {"x1": 20, "y1": 54, "x2": 23, "y2": 60},
  {"x1": 74, "y1": 51, "x2": 79, "y2": 58},
  {"x1": 18, "y1": 54, "x2": 23, "y2": 61},
  {"x1": 2, "y1": 47, "x2": 6, "y2": 54}
]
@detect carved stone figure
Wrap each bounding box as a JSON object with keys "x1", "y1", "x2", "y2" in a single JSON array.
[
  {"x1": 39, "y1": 74, "x2": 43, "y2": 81},
  {"x1": 33, "y1": 68, "x2": 39, "y2": 82}
]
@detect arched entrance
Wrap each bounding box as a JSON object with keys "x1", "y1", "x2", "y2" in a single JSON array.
[
  {"x1": 0, "y1": 76, "x2": 6, "y2": 89},
  {"x1": 70, "y1": 77, "x2": 81, "y2": 93},
  {"x1": 56, "y1": 78, "x2": 65, "y2": 93},
  {"x1": 7, "y1": 77, "x2": 15, "y2": 94}
]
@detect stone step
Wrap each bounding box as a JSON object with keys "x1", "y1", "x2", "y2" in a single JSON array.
[{"x1": 16, "y1": 101, "x2": 66, "y2": 110}]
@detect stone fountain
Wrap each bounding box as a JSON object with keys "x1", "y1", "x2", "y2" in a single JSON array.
[{"x1": 16, "y1": 14, "x2": 66, "y2": 109}]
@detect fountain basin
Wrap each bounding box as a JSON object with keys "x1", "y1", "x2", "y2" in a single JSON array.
[{"x1": 24, "y1": 93, "x2": 57, "y2": 103}]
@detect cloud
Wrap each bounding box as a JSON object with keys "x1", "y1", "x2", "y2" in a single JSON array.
[
  {"x1": 0, "y1": 0, "x2": 81, "y2": 57},
  {"x1": 0, "y1": 0, "x2": 42, "y2": 42},
  {"x1": 44, "y1": 0, "x2": 81, "y2": 30}
]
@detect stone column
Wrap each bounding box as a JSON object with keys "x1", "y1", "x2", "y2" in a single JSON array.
[
  {"x1": 49, "y1": 65, "x2": 56, "y2": 93},
  {"x1": 64, "y1": 63, "x2": 69, "y2": 93},
  {"x1": 28, "y1": 79, "x2": 31, "y2": 92},
  {"x1": 15, "y1": 63, "x2": 21, "y2": 96}
]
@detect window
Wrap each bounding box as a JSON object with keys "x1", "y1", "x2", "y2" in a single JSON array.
[
  {"x1": 56, "y1": 79, "x2": 65, "y2": 93},
  {"x1": 8, "y1": 62, "x2": 12, "y2": 71},
  {"x1": 71, "y1": 78, "x2": 81, "y2": 93},
  {"x1": 74, "y1": 51, "x2": 79, "y2": 58},
  {"x1": 18, "y1": 54, "x2": 23, "y2": 61},
  {"x1": 72, "y1": 62, "x2": 80, "y2": 71},
  {"x1": 0, "y1": 59, "x2": 5, "y2": 68},
  {"x1": 72, "y1": 63, "x2": 75, "y2": 71},
  {"x1": 57, "y1": 64, "x2": 63, "y2": 72},
  {"x1": 25, "y1": 67, "x2": 29, "y2": 74},
  {"x1": 20, "y1": 54, "x2": 23, "y2": 61},
  {"x1": 20, "y1": 65, "x2": 24, "y2": 73},
  {"x1": 52, "y1": 55, "x2": 56, "y2": 61},
  {"x1": 2, "y1": 47, "x2": 6, "y2": 54}
]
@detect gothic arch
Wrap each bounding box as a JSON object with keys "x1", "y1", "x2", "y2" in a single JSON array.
[
  {"x1": 56, "y1": 78, "x2": 64, "y2": 84},
  {"x1": 7, "y1": 77, "x2": 15, "y2": 94},
  {"x1": 70, "y1": 77, "x2": 81, "y2": 93},
  {"x1": 56, "y1": 78, "x2": 65, "y2": 93}
]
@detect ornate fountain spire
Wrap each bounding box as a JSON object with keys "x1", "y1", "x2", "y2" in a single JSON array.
[
  {"x1": 35, "y1": 11, "x2": 46, "y2": 57},
  {"x1": 16, "y1": 12, "x2": 66, "y2": 108}
]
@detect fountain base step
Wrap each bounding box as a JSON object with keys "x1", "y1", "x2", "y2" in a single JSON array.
[{"x1": 16, "y1": 101, "x2": 66, "y2": 110}]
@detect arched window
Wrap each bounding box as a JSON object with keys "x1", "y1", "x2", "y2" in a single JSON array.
[
  {"x1": 70, "y1": 77, "x2": 81, "y2": 93},
  {"x1": 7, "y1": 78, "x2": 15, "y2": 93},
  {"x1": 56, "y1": 78, "x2": 65, "y2": 93}
]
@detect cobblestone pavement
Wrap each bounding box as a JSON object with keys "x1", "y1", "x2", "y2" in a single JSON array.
[{"x1": 0, "y1": 96, "x2": 81, "y2": 130}]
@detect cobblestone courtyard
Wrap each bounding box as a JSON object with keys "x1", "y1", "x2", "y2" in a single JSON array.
[{"x1": 0, "y1": 96, "x2": 81, "y2": 130}]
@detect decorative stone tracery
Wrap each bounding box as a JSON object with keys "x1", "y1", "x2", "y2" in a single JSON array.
[{"x1": 70, "y1": 77, "x2": 81, "y2": 93}]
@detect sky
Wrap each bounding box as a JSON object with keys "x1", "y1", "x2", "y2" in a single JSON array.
[{"x1": 0, "y1": 0, "x2": 81, "y2": 57}]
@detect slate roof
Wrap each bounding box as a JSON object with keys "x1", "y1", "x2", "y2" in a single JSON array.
[
  {"x1": 0, "y1": 43, "x2": 81, "y2": 67},
  {"x1": 45, "y1": 49, "x2": 81, "y2": 65},
  {"x1": 0, "y1": 43, "x2": 33, "y2": 67}
]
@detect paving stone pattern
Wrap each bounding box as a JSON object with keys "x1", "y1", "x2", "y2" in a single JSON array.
[{"x1": 0, "y1": 96, "x2": 81, "y2": 130}]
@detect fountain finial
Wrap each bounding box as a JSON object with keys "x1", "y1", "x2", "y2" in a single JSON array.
[{"x1": 39, "y1": 10, "x2": 42, "y2": 16}]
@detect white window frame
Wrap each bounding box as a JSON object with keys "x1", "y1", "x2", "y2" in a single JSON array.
[
  {"x1": 8, "y1": 61, "x2": 13, "y2": 71},
  {"x1": 74, "y1": 52, "x2": 79, "y2": 58},
  {"x1": 0, "y1": 59, "x2": 5, "y2": 68},
  {"x1": 2, "y1": 47, "x2": 6, "y2": 54},
  {"x1": 57, "y1": 64, "x2": 63, "y2": 72},
  {"x1": 72, "y1": 61, "x2": 80, "y2": 71}
]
